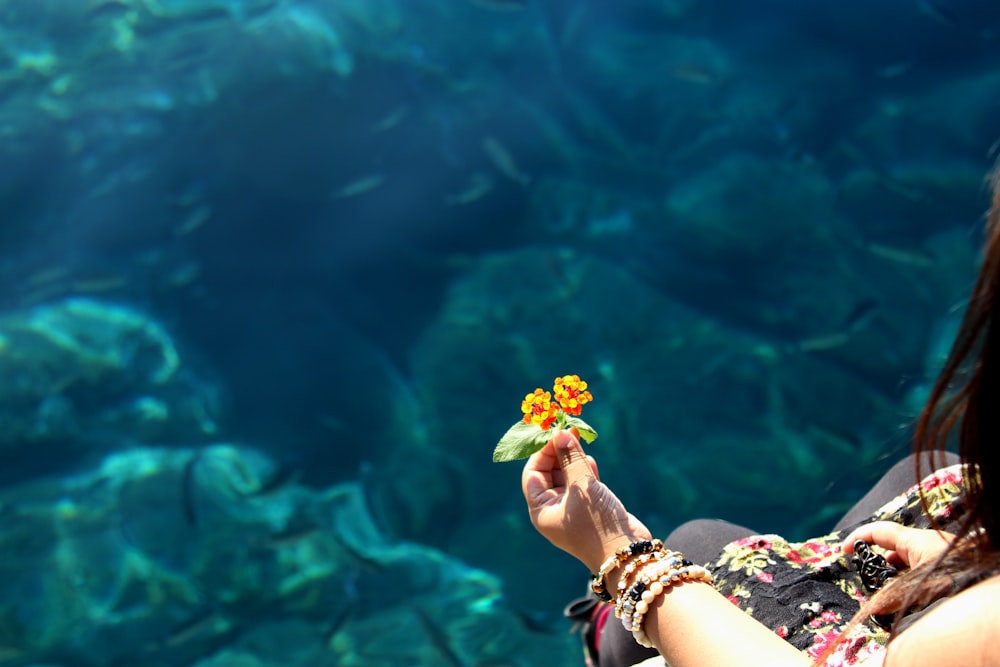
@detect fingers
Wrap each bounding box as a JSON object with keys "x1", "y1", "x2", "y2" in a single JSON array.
[
  {"x1": 551, "y1": 428, "x2": 595, "y2": 485},
  {"x1": 843, "y1": 521, "x2": 908, "y2": 555},
  {"x1": 522, "y1": 442, "x2": 557, "y2": 503},
  {"x1": 843, "y1": 522, "x2": 955, "y2": 570},
  {"x1": 522, "y1": 436, "x2": 598, "y2": 500},
  {"x1": 524, "y1": 439, "x2": 558, "y2": 474}
]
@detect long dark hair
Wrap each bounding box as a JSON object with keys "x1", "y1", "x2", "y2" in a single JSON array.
[
  {"x1": 917, "y1": 166, "x2": 1000, "y2": 548},
  {"x1": 815, "y1": 168, "x2": 1000, "y2": 666},
  {"x1": 843, "y1": 168, "x2": 1000, "y2": 642}
]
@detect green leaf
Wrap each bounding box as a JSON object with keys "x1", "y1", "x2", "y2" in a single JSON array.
[
  {"x1": 565, "y1": 416, "x2": 598, "y2": 443},
  {"x1": 492, "y1": 421, "x2": 553, "y2": 462}
]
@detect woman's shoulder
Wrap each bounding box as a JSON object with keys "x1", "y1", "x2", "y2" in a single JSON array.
[
  {"x1": 944, "y1": 569, "x2": 1000, "y2": 613},
  {"x1": 883, "y1": 572, "x2": 1000, "y2": 666}
]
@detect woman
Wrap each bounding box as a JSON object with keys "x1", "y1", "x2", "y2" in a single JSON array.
[{"x1": 522, "y1": 170, "x2": 1000, "y2": 666}]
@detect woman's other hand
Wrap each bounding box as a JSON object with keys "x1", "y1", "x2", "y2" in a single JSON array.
[
  {"x1": 843, "y1": 522, "x2": 956, "y2": 570},
  {"x1": 521, "y1": 428, "x2": 651, "y2": 572}
]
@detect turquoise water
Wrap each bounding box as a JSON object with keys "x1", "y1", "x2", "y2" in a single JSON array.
[{"x1": 0, "y1": 0, "x2": 997, "y2": 664}]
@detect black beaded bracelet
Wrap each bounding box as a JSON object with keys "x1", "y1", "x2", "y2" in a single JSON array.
[{"x1": 591, "y1": 539, "x2": 664, "y2": 601}]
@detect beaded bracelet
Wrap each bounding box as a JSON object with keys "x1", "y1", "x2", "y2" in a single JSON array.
[
  {"x1": 590, "y1": 539, "x2": 664, "y2": 601},
  {"x1": 622, "y1": 558, "x2": 694, "y2": 629},
  {"x1": 614, "y1": 550, "x2": 683, "y2": 617},
  {"x1": 612, "y1": 551, "x2": 664, "y2": 616},
  {"x1": 615, "y1": 552, "x2": 684, "y2": 620},
  {"x1": 625, "y1": 560, "x2": 714, "y2": 648}
]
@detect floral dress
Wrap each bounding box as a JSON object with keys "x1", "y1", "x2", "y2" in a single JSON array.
[{"x1": 702, "y1": 464, "x2": 966, "y2": 667}]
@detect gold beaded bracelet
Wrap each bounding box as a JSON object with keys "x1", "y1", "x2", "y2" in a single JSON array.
[{"x1": 590, "y1": 539, "x2": 664, "y2": 601}]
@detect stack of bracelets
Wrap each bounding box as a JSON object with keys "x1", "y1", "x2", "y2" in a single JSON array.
[{"x1": 590, "y1": 539, "x2": 714, "y2": 648}]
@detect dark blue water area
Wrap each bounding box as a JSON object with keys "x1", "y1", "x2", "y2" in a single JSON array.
[{"x1": 1, "y1": 0, "x2": 999, "y2": 664}]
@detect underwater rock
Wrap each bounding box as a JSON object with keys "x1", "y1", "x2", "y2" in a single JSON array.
[
  {"x1": 239, "y1": 5, "x2": 355, "y2": 79},
  {"x1": 585, "y1": 30, "x2": 732, "y2": 103},
  {"x1": 663, "y1": 152, "x2": 838, "y2": 264},
  {"x1": 0, "y1": 444, "x2": 567, "y2": 666},
  {"x1": 525, "y1": 175, "x2": 652, "y2": 239},
  {"x1": 137, "y1": 0, "x2": 278, "y2": 22},
  {"x1": 651, "y1": 152, "x2": 978, "y2": 396},
  {"x1": 0, "y1": 297, "x2": 221, "y2": 468},
  {"x1": 836, "y1": 156, "x2": 987, "y2": 241}
]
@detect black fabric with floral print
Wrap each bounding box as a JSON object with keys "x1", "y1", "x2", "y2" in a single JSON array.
[{"x1": 705, "y1": 465, "x2": 966, "y2": 666}]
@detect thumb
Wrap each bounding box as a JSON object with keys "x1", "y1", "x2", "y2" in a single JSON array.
[{"x1": 552, "y1": 427, "x2": 593, "y2": 483}]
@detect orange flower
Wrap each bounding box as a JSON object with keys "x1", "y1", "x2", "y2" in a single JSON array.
[
  {"x1": 521, "y1": 388, "x2": 560, "y2": 430},
  {"x1": 498, "y1": 374, "x2": 597, "y2": 461},
  {"x1": 553, "y1": 374, "x2": 593, "y2": 416}
]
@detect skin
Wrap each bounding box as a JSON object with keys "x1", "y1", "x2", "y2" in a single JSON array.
[
  {"x1": 841, "y1": 522, "x2": 955, "y2": 570},
  {"x1": 522, "y1": 429, "x2": 1000, "y2": 666}
]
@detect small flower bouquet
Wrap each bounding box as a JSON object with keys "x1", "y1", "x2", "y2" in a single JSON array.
[{"x1": 492, "y1": 374, "x2": 598, "y2": 462}]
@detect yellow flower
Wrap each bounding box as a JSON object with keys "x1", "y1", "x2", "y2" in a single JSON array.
[
  {"x1": 521, "y1": 388, "x2": 559, "y2": 430},
  {"x1": 553, "y1": 374, "x2": 593, "y2": 416}
]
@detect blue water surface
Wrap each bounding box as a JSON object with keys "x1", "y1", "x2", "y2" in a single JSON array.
[{"x1": 0, "y1": 0, "x2": 998, "y2": 664}]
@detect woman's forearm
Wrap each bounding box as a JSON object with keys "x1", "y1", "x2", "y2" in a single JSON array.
[
  {"x1": 522, "y1": 434, "x2": 815, "y2": 665},
  {"x1": 625, "y1": 577, "x2": 812, "y2": 667}
]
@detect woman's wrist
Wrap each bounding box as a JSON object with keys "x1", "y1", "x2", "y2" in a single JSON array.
[
  {"x1": 586, "y1": 532, "x2": 653, "y2": 573},
  {"x1": 587, "y1": 532, "x2": 656, "y2": 591}
]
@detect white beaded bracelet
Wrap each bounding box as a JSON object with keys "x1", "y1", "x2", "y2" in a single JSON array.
[
  {"x1": 615, "y1": 551, "x2": 684, "y2": 619},
  {"x1": 623, "y1": 560, "x2": 714, "y2": 648}
]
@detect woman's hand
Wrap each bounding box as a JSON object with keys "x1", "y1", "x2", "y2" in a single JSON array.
[
  {"x1": 521, "y1": 428, "x2": 651, "y2": 572},
  {"x1": 842, "y1": 522, "x2": 956, "y2": 570}
]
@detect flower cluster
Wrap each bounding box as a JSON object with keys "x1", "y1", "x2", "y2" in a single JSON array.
[
  {"x1": 553, "y1": 374, "x2": 593, "y2": 416},
  {"x1": 521, "y1": 388, "x2": 560, "y2": 430},
  {"x1": 496, "y1": 373, "x2": 598, "y2": 461},
  {"x1": 521, "y1": 375, "x2": 594, "y2": 430}
]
